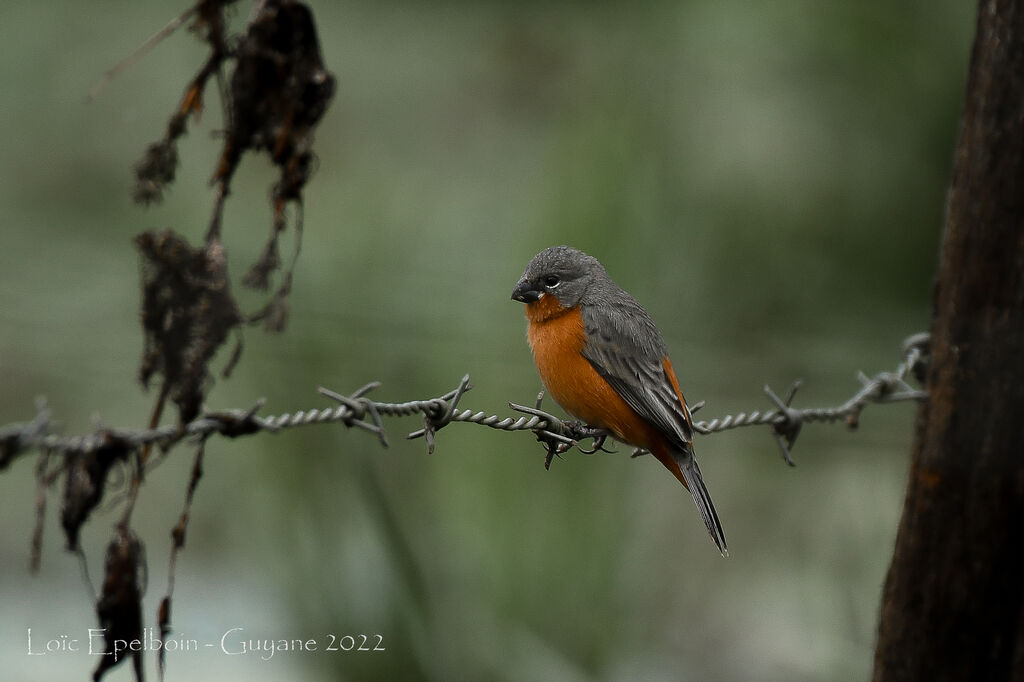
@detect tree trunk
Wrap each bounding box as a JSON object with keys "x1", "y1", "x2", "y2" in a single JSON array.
[{"x1": 873, "y1": 1, "x2": 1024, "y2": 680}]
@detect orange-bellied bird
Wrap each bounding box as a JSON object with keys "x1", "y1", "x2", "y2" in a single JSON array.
[{"x1": 512, "y1": 246, "x2": 727, "y2": 555}]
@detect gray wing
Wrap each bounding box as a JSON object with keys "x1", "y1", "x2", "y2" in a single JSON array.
[
  {"x1": 582, "y1": 297, "x2": 727, "y2": 556},
  {"x1": 579, "y1": 300, "x2": 694, "y2": 449}
]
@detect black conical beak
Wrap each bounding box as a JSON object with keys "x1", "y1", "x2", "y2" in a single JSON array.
[{"x1": 511, "y1": 279, "x2": 541, "y2": 303}]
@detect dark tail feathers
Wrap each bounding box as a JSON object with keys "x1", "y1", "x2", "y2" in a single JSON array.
[{"x1": 674, "y1": 449, "x2": 728, "y2": 556}]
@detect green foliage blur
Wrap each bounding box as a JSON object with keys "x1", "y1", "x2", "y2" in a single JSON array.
[{"x1": 0, "y1": 1, "x2": 973, "y2": 680}]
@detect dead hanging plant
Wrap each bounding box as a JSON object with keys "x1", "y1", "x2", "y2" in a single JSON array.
[{"x1": 22, "y1": 3, "x2": 337, "y2": 680}]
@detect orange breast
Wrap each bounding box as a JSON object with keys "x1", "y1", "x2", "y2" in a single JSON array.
[{"x1": 525, "y1": 298, "x2": 660, "y2": 450}]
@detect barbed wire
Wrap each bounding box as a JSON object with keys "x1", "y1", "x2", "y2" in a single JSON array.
[
  {"x1": 0, "y1": 333, "x2": 930, "y2": 471},
  {"x1": 3, "y1": 329, "x2": 931, "y2": 681}
]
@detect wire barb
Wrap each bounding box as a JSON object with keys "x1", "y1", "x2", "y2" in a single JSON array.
[
  {"x1": 402, "y1": 377, "x2": 465, "y2": 451},
  {"x1": 764, "y1": 381, "x2": 802, "y2": 466},
  {"x1": 318, "y1": 382, "x2": 389, "y2": 447},
  {"x1": 405, "y1": 374, "x2": 472, "y2": 454}
]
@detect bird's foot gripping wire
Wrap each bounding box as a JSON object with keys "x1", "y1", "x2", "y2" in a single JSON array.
[
  {"x1": 509, "y1": 392, "x2": 614, "y2": 470},
  {"x1": 574, "y1": 431, "x2": 614, "y2": 455}
]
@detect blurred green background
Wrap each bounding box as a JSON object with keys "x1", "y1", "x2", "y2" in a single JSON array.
[{"x1": 0, "y1": 1, "x2": 974, "y2": 680}]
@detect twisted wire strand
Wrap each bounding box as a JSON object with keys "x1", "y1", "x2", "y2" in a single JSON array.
[
  {"x1": 0, "y1": 334, "x2": 929, "y2": 463},
  {"x1": 695, "y1": 337, "x2": 926, "y2": 434}
]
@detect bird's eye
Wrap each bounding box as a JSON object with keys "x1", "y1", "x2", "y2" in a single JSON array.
[{"x1": 543, "y1": 275, "x2": 561, "y2": 288}]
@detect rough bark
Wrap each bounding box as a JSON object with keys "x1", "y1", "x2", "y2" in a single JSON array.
[{"x1": 873, "y1": 1, "x2": 1024, "y2": 680}]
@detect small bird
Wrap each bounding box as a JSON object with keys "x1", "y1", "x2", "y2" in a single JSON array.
[{"x1": 511, "y1": 246, "x2": 727, "y2": 555}]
